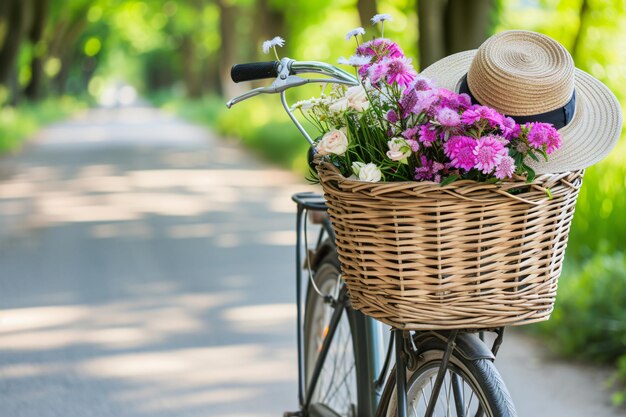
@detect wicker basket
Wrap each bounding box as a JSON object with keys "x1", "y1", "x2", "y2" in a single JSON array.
[{"x1": 317, "y1": 160, "x2": 584, "y2": 330}]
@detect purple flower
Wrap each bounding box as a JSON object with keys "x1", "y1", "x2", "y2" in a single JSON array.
[
  {"x1": 525, "y1": 122, "x2": 562, "y2": 154},
  {"x1": 386, "y1": 109, "x2": 399, "y2": 123},
  {"x1": 461, "y1": 105, "x2": 504, "y2": 128},
  {"x1": 444, "y1": 135, "x2": 477, "y2": 171},
  {"x1": 402, "y1": 126, "x2": 419, "y2": 140},
  {"x1": 500, "y1": 116, "x2": 519, "y2": 140},
  {"x1": 409, "y1": 75, "x2": 436, "y2": 92},
  {"x1": 473, "y1": 135, "x2": 507, "y2": 174},
  {"x1": 418, "y1": 124, "x2": 438, "y2": 146},
  {"x1": 413, "y1": 89, "x2": 438, "y2": 114},
  {"x1": 415, "y1": 156, "x2": 445, "y2": 182},
  {"x1": 457, "y1": 93, "x2": 472, "y2": 109},
  {"x1": 495, "y1": 155, "x2": 516, "y2": 179},
  {"x1": 436, "y1": 107, "x2": 461, "y2": 127},
  {"x1": 437, "y1": 88, "x2": 470, "y2": 111},
  {"x1": 406, "y1": 139, "x2": 419, "y2": 152},
  {"x1": 399, "y1": 88, "x2": 418, "y2": 117},
  {"x1": 414, "y1": 156, "x2": 434, "y2": 181}
]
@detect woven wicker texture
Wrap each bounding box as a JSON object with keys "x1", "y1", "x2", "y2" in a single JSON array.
[{"x1": 318, "y1": 161, "x2": 584, "y2": 330}]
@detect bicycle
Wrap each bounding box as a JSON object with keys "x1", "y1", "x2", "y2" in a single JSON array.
[{"x1": 227, "y1": 58, "x2": 518, "y2": 417}]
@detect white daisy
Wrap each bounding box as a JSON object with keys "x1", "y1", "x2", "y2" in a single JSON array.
[
  {"x1": 338, "y1": 55, "x2": 372, "y2": 67},
  {"x1": 345, "y1": 27, "x2": 365, "y2": 41},
  {"x1": 262, "y1": 36, "x2": 285, "y2": 54},
  {"x1": 371, "y1": 13, "x2": 393, "y2": 24}
]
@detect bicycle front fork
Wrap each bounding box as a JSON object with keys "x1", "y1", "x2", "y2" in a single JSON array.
[{"x1": 393, "y1": 329, "x2": 460, "y2": 417}]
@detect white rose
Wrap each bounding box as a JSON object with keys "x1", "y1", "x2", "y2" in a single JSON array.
[
  {"x1": 351, "y1": 161, "x2": 366, "y2": 176},
  {"x1": 345, "y1": 85, "x2": 369, "y2": 112},
  {"x1": 386, "y1": 137, "x2": 411, "y2": 161},
  {"x1": 328, "y1": 97, "x2": 348, "y2": 113},
  {"x1": 316, "y1": 129, "x2": 348, "y2": 155},
  {"x1": 357, "y1": 163, "x2": 382, "y2": 182}
]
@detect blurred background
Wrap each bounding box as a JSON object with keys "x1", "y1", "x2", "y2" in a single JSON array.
[{"x1": 0, "y1": 0, "x2": 625, "y2": 415}]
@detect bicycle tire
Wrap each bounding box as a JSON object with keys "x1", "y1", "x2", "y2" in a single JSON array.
[
  {"x1": 303, "y1": 251, "x2": 378, "y2": 417},
  {"x1": 379, "y1": 337, "x2": 517, "y2": 417}
]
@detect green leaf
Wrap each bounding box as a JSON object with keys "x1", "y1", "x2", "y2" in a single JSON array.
[
  {"x1": 528, "y1": 150, "x2": 540, "y2": 162},
  {"x1": 524, "y1": 164, "x2": 536, "y2": 182},
  {"x1": 439, "y1": 174, "x2": 460, "y2": 186},
  {"x1": 545, "y1": 187, "x2": 553, "y2": 200}
]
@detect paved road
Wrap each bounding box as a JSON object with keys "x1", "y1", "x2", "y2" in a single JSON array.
[{"x1": 0, "y1": 106, "x2": 622, "y2": 416}]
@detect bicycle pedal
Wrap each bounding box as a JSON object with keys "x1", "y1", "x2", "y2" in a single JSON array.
[{"x1": 283, "y1": 411, "x2": 303, "y2": 417}]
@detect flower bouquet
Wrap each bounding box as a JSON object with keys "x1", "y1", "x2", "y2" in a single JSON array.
[
  {"x1": 288, "y1": 17, "x2": 584, "y2": 330},
  {"x1": 293, "y1": 17, "x2": 561, "y2": 186}
]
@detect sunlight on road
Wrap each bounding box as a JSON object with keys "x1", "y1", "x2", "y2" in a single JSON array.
[{"x1": 0, "y1": 106, "x2": 314, "y2": 416}]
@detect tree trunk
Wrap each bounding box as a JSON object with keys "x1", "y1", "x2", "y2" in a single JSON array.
[
  {"x1": 446, "y1": 0, "x2": 493, "y2": 54},
  {"x1": 252, "y1": 0, "x2": 286, "y2": 59},
  {"x1": 570, "y1": 0, "x2": 589, "y2": 67},
  {"x1": 24, "y1": 0, "x2": 49, "y2": 100},
  {"x1": 50, "y1": 16, "x2": 87, "y2": 94},
  {"x1": 180, "y1": 35, "x2": 203, "y2": 98},
  {"x1": 0, "y1": 0, "x2": 26, "y2": 86},
  {"x1": 417, "y1": 0, "x2": 447, "y2": 70},
  {"x1": 417, "y1": 0, "x2": 495, "y2": 70},
  {"x1": 357, "y1": 0, "x2": 377, "y2": 29},
  {"x1": 217, "y1": 0, "x2": 239, "y2": 98}
]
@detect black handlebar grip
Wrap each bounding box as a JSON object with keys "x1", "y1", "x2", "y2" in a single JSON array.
[{"x1": 231, "y1": 61, "x2": 280, "y2": 83}]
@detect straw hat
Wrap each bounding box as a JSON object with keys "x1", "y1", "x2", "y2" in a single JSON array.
[{"x1": 421, "y1": 30, "x2": 622, "y2": 174}]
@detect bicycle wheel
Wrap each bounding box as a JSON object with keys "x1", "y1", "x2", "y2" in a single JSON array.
[
  {"x1": 303, "y1": 251, "x2": 377, "y2": 417},
  {"x1": 381, "y1": 337, "x2": 517, "y2": 417}
]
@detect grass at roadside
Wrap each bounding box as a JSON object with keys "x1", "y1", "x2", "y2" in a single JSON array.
[{"x1": 0, "y1": 97, "x2": 86, "y2": 154}]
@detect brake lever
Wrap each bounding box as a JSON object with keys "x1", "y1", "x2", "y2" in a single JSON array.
[{"x1": 226, "y1": 75, "x2": 358, "y2": 108}]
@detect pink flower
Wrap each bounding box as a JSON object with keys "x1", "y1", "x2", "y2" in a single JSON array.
[
  {"x1": 356, "y1": 38, "x2": 404, "y2": 61},
  {"x1": 444, "y1": 135, "x2": 477, "y2": 171},
  {"x1": 473, "y1": 135, "x2": 507, "y2": 173},
  {"x1": 418, "y1": 124, "x2": 438, "y2": 146},
  {"x1": 495, "y1": 155, "x2": 516, "y2": 179},
  {"x1": 372, "y1": 56, "x2": 417, "y2": 88},
  {"x1": 369, "y1": 62, "x2": 388, "y2": 84},
  {"x1": 461, "y1": 105, "x2": 504, "y2": 128},
  {"x1": 436, "y1": 107, "x2": 461, "y2": 127},
  {"x1": 525, "y1": 122, "x2": 562, "y2": 154},
  {"x1": 356, "y1": 38, "x2": 405, "y2": 76}
]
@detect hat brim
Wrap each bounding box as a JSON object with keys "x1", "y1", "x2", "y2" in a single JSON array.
[{"x1": 421, "y1": 50, "x2": 623, "y2": 174}]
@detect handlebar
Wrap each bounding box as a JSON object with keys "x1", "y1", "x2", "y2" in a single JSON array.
[
  {"x1": 231, "y1": 61, "x2": 280, "y2": 83},
  {"x1": 226, "y1": 58, "x2": 358, "y2": 108},
  {"x1": 226, "y1": 57, "x2": 359, "y2": 145}
]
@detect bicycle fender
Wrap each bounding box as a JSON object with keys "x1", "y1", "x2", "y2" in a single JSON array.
[
  {"x1": 416, "y1": 331, "x2": 495, "y2": 362},
  {"x1": 455, "y1": 332, "x2": 496, "y2": 361}
]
